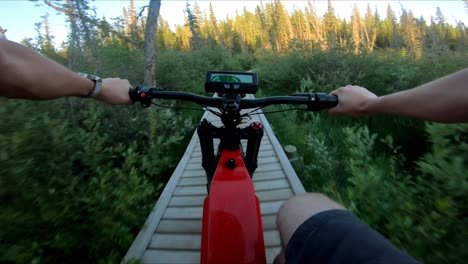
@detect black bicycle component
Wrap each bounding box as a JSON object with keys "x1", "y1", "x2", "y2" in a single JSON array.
[
  {"x1": 129, "y1": 87, "x2": 338, "y2": 111},
  {"x1": 205, "y1": 71, "x2": 258, "y2": 95},
  {"x1": 197, "y1": 119, "x2": 221, "y2": 192},
  {"x1": 129, "y1": 86, "x2": 338, "y2": 192},
  {"x1": 244, "y1": 122, "x2": 264, "y2": 177},
  {"x1": 292, "y1": 93, "x2": 338, "y2": 111},
  {"x1": 224, "y1": 159, "x2": 237, "y2": 170}
]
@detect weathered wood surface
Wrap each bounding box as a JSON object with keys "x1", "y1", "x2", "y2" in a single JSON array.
[{"x1": 123, "y1": 96, "x2": 305, "y2": 264}]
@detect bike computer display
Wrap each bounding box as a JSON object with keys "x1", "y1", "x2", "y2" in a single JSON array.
[{"x1": 205, "y1": 71, "x2": 258, "y2": 94}]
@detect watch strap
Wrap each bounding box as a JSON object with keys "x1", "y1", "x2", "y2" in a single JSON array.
[{"x1": 77, "y1": 72, "x2": 103, "y2": 98}]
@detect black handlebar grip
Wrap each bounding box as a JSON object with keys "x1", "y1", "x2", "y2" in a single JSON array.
[
  {"x1": 128, "y1": 87, "x2": 138, "y2": 102},
  {"x1": 307, "y1": 93, "x2": 338, "y2": 111},
  {"x1": 325, "y1": 94, "x2": 338, "y2": 108}
]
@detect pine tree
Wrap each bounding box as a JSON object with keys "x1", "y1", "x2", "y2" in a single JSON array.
[
  {"x1": 363, "y1": 4, "x2": 377, "y2": 52},
  {"x1": 208, "y1": 3, "x2": 225, "y2": 48},
  {"x1": 254, "y1": 4, "x2": 271, "y2": 50},
  {"x1": 323, "y1": 0, "x2": 339, "y2": 49},
  {"x1": 185, "y1": 2, "x2": 201, "y2": 50},
  {"x1": 305, "y1": 1, "x2": 326, "y2": 49},
  {"x1": 157, "y1": 16, "x2": 176, "y2": 50},
  {"x1": 351, "y1": 5, "x2": 362, "y2": 53},
  {"x1": 400, "y1": 9, "x2": 422, "y2": 58},
  {"x1": 274, "y1": 0, "x2": 292, "y2": 52},
  {"x1": 291, "y1": 9, "x2": 310, "y2": 43}
]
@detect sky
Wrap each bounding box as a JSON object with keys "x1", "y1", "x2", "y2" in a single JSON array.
[{"x1": 1, "y1": 0, "x2": 467, "y2": 46}]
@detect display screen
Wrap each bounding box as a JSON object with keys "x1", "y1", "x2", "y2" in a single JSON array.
[
  {"x1": 210, "y1": 73, "x2": 253, "y2": 84},
  {"x1": 205, "y1": 71, "x2": 258, "y2": 94}
]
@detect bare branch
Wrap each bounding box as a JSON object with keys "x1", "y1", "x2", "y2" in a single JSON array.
[
  {"x1": 43, "y1": 0, "x2": 69, "y2": 14},
  {"x1": 138, "y1": 5, "x2": 149, "y2": 19}
]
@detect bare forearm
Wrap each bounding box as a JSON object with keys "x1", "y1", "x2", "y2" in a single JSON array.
[
  {"x1": 0, "y1": 39, "x2": 92, "y2": 99},
  {"x1": 367, "y1": 68, "x2": 468, "y2": 123}
]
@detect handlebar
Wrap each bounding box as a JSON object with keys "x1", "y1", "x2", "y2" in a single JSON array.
[{"x1": 129, "y1": 86, "x2": 338, "y2": 111}]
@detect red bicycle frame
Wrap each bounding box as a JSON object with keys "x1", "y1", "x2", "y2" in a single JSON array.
[
  {"x1": 129, "y1": 85, "x2": 338, "y2": 264},
  {"x1": 200, "y1": 148, "x2": 266, "y2": 264}
]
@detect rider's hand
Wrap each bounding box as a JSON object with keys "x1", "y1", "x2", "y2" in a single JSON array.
[
  {"x1": 328, "y1": 85, "x2": 378, "y2": 116},
  {"x1": 96, "y1": 78, "x2": 133, "y2": 105}
]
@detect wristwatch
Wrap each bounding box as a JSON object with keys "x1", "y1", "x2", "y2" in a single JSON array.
[{"x1": 77, "y1": 72, "x2": 103, "y2": 98}]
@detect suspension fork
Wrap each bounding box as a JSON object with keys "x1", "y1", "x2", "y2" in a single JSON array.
[
  {"x1": 197, "y1": 119, "x2": 220, "y2": 191},
  {"x1": 243, "y1": 122, "x2": 264, "y2": 177},
  {"x1": 198, "y1": 119, "x2": 264, "y2": 191}
]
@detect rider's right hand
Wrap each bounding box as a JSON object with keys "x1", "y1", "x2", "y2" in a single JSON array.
[
  {"x1": 328, "y1": 85, "x2": 378, "y2": 116},
  {"x1": 95, "y1": 78, "x2": 134, "y2": 105}
]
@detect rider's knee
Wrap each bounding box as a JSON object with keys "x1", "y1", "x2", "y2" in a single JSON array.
[
  {"x1": 277, "y1": 192, "x2": 344, "y2": 227},
  {"x1": 275, "y1": 192, "x2": 344, "y2": 249}
]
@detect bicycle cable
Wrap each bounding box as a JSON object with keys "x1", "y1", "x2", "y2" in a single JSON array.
[
  {"x1": 248, "y1": 107, "x2": 307, "y2": 115},
  {"x1": 151, "y1": 103, "x2": 308, "y2": 115},
  {"x1": 151, "y1": 102, "x2": 204, "y2": 111}
]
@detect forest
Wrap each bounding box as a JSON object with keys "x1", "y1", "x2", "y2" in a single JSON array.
[{"x1": 0, "y1": 0, "x2": 467, "y2": 263}]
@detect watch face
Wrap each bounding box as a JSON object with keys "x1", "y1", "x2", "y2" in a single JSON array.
[{"x1": 78, "y1": 73, "x2": 102, "y2": 82}]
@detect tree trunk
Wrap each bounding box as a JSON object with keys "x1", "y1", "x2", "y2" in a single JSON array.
[{"x1": 144, "y1": 0, "x2": 161, "y2": 86}]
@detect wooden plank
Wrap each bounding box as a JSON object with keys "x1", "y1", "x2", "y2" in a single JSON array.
[
  {"x1": 163, "y1": 207, "x2": 203, "y2": 220},
  {"x1": 258, "y1": 112, "x2": 305, "y2": 195},
  {"x1": 266, "y1": 247, "x2": 282, "y2": 264},
  {"x1": 182, "y1": 163, "x2": 286, "y2": 177},
  {"x1": 156, "y1": 219, "x2": 202, "y2": 233},
  {"x1": 190, "y1": 144, "x2": 274, "y2": 158},
  {"x1": 174, "y1": 178, "x2": 288, "y2": 196},
  {"x1": 253, "y1": 170, "x2": 286, "y2": 181},
  {"x1": 123, "y1": 112, "x2": 206, "y2": 262},
  {"x1": 149, "y1": 234, "x2": 201, "y2": 250},
  {"x1": 188, "y1": 155, "x2": 278, "y2": 166},
  {"x1": 178, "y1": 177, "x2": 206, "y2": 187},
  {"x1": 182, "y1": 170, "x2": 205, "y2": 177},
  {"x1": 173, "y1": 186, "x2": 207, "y2": 196},
  {"x1": 258, "y1": 156, "x2": 280, "y2": 165},
  {"x1": 168, "y1": 196, "x2": 284, "y2": 215},
  {"x1": 185, "y1": 163, "x2": 203, "y2": 171},
  {"x1": 193, "y1": 142, "x2": 273, "y2": 153},
  {"x1": 261, "y1": 144, "x2": 275, "y2": 151},
  {"x1": 262, "y1": 215, "x2": 278, "y2": 230},
  {"x1": 256, "y1": 188, "x2": 293, "y2": 202},
  {"x1": 258, "y1": 150, "x2": 276, "y2": 157},
  {"x1": 260, "y1": 200, "x2": 285, "y2": 215},
  {"x1": 256, "y1": 163, "x2": 282, "y2": 172},
  {"x1": 254, "y1": 179, "x2": 289, "y2": 191},
  {"x1": 189, "y1": 150, "x2": 276, "y2": 164},
  {"x1": 263, "y1": 230, "x2": 281, "y2": 247},
  {"x1": 157, "y1": 215, "x2": 277, "y2": 233},
  {"x1": 149, "y1": 230, "x2": 280, "y2": 250},
  {"x1": 163, "y1": 200, "x2": 284, "y2": 220},
  {"x1": 178, "y1": 170, "x2": 287, "y2": 187},
  {"x1": 142, "y1": 249, "x2": 199, "y2": 264},
  {"x1": 169, "y1": 195, "x2": 205, "y2": 207}
]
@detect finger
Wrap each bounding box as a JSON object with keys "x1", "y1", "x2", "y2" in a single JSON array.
[{"x1": 327, "y1": 105, "x2": 341, "y2": 115}]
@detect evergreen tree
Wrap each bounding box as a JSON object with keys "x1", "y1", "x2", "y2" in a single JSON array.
[
  {"x1": 185, "y1": 2, "x2": 202, "y2": 50},
  {"x1": 323, "y1": 0, "x2": 339, "y2": 49},
  {"x1": 274, "y1": 0, "x2": 292, "y2": 52},
  {"x1": 363, "y1": 4, "x2": 378, "y2": 52},
  {"x1": 305, "y1": 1, "x2": 325, "y2": 49},
  {"x1": 351, "y1": 4, "x2": 362, "y2": 53}
]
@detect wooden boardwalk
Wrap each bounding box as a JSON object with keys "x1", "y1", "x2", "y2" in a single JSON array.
[{"x1": 123, "y1": 102, "x2": 305, "y2": 264}]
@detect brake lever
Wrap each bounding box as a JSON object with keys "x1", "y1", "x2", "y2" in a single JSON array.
[{"x1": 130, "y1": 86, "x2": 158, "y2": 108}]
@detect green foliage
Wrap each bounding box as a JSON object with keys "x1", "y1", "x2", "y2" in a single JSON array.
[
  {"x1": 5, "y1": 1, "x2": 466, "y2": 263},
  {"x1": 0, "y1": 98, "x2": 192, "y2": 263},
  {"x1": 264, "y1": 51, "x2": 468, "y2": 264}
]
